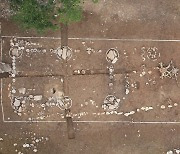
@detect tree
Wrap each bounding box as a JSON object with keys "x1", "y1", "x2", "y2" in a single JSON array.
[{"x1": 10, "y1": 0, "x2": 98, "y2": 33}]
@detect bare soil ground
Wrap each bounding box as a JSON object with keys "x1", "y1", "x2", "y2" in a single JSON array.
[{"x1": 0, "y1": 0, "x2": 180, "y2": 154}]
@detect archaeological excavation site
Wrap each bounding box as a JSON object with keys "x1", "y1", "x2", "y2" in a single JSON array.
[{"x1": 0, "y1": 0, "x2": 180, "y2": 154}]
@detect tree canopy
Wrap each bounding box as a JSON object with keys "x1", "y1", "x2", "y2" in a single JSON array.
[{"x1": 10, "y1": 0, "x2": 98, "y2": 33}]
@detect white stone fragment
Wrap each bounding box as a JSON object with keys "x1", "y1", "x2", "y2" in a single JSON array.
[
  {"x1": 33, "y1": 149, "x2": 38, "y2": 153},
  {"x1": 161, "y1": 105, "x2": 166, "y2": 109},
  {"x1": 23, "y1": 143, "x2": 30, "y2": 148},
  {"x1": 34, "y1": 95, "x2": 42, "y2": 101},
  {"x1": 14, "y1": 99, "x2": 21, "y2": 107},
  {"x1": 18, "y1": 88, "x2": 26, "y2": 94},
  {"x1": 168, "y1": 105, "x2": 173, "y2": 108},
  {"x1": 166, "y1": 150, "x2": 173, "y2": 154},
  {"x1": 18, "y1": 107, "x2": 22, "y2": 112},
  {"x1": 174, "y1": 103, "x2": 178, "y2": 106},
  {"x1": 124, "y1": 111, "x2": 135, "y2": 116},
  {"x1": 35, "y1": 139, "x2": 39, "y2": 143},
  {"x1": 11, "y1": 74, "x2": 15, "y2": 77},
  {"x1": 112, "y1": 57, "x2": 118, "y2": 64},
  {"x1": 12, "y1": 89, "x2": 16, "y2": 94},
  {"x1": 125, "y1": 89, "x2": 130, "y2": 95}
]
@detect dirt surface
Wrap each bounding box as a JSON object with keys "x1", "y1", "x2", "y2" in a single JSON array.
[{"x1": 0, "y1": 0, "x2": 180, "y2": 154}]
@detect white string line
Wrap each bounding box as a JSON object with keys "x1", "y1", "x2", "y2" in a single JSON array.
[
  {"x1": 0, "y1": 38, "x2": 2, "y2": 61},
  {"x1": 0, "y1": 22, "x2": 1, "y2": 36},
  {"x1": 0, "y1": 79, "x2": 5, "y2": 122},
  {"x1": 0, "y1": 38, "x2": 5, "y2": 122},
  {"x1": 3, "y1": 120, "x2": 180, "y2": 124},
  {"x1": 1, "y1": 35, "x2": 180, "y2": 42}
]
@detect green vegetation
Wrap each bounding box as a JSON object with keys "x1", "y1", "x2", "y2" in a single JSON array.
[
  {"x1": 10, "y1": 0, "x2": 98, "y2": 33},
  {"x1": 57, "y1": 0, "x2": 83, "y2": 24},
  {"x1": 10, "y1": 0, "x2": 56, "y2": 33}
]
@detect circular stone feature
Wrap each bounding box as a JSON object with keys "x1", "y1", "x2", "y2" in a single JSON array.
[
  {"x1": 106, "y1": 48, "x2": 119, "y2": 64},
  {"x1": 147, "y1": 47, "x2": 160, "y2": 60},
  {"x1": 9, "y1": 47, "x2": 23, "y2": 59},
  {"x1": 57, "y1": 96, "x2": 72, "y2": 110},
  {"x1": 56, "y1": 46, "x2": 72, "y2": 61},
  {"x1": 102, "y1": 95, "x2": 120, "y2": 111}
]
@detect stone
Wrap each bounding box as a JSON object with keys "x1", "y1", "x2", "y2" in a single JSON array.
[
  {"x1": 62, "y1": 49, "x2": 67, "y2": 60},
  {"x1": 35, "y1": 139, "x2": 39, "y2": 143},
  {"x1": 166, "y1": 151, "x2": 173, "y2": 154},
  {"x1": 18, "y1": 88, "x2": 26, "y2": 94},
  {"x1": 23, "y1": 143, "x2": 30, "y2": 148},
  {"x1": 18, "y1": 107, "x2": 22, "y2": 112},
  {"x1": 53, "y1": 91, "x2": 64, "y2": 100},
  {"x1": 86, "y1": 48, "x2": 92, "y2": 54},
  {"x1": 34, "y1": 95, "x2": 42, "y2": 101},
  {"x1": 161, "y1": 105, "x2": 166, "y2": 109},
  {"x1": 12, "y1": 89, "x2": 16, "y2": 94},
  {"x1": 168, "y1": 105, "x2": 173, "y2": 108},
  {"x1": 29, "y1": 95, "x2": 33, "y2": 99},
  {"x1": 107, "y1": 50, "x2": 115, "y2": 60},
  {"x1": 11, "y1": 48, "x2": 19, "y2": 57},
  {"x1": 175, "y1": 149, "x2": 180, "y2": 154},
  {"x1": 125, "y1": 89, "x2": 130, "y2": 95},
  {"x1": 0, "y1": 62, "x2": 12, "y2": 73},
  {"x1": 174, "y1": 103, "x2": 178, "y2": 106},
  {"x1": 112, "y1": 57, "x2": 118, "y2": 64},
  {"x1": 11, "y1": 74, "x2": 15, "y2": 77},
  {"x1": 14, "y1": 98, "x2": 21, "y2": 107}
]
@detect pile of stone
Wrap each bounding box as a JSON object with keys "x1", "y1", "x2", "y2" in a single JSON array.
[
  {"x1": 45, "y1": 90, "x2": 72, "y2": 110},
  {"x1": 11, "y1": 97, "x2": 25, "y2": 116},
  {"x1": 102, "y1": 95, "x2": 120, "y2": 111},
  {"x1": 106, "y1": 48, "x2": 119, "y2": 64},
  {"x1": 56, "y1": 46, "x2": 72, "y2": 61}
]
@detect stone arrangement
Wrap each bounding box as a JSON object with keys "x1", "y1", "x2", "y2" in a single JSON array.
[
  {"x1": 108, "y1": 65, "x2": 115, "y2": 87},
  {"x1": 158, "y1": 60, "x2": 179, "y2": 80},
  {"x1": 56, "y1": 96, "x2": 72, "y2": 110},
  {"x1": 9, "y1": 38, "x2": 24, "y2": 58},
  {"x1": 56, "y1": 46, "x2": 72, "y2": 61},
  {"x1": 102, "y1": 95, "x2": 120, "y2": 111},
  {"x1": 141, "y1": 47, "x2": 160, "y2": 61}
]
